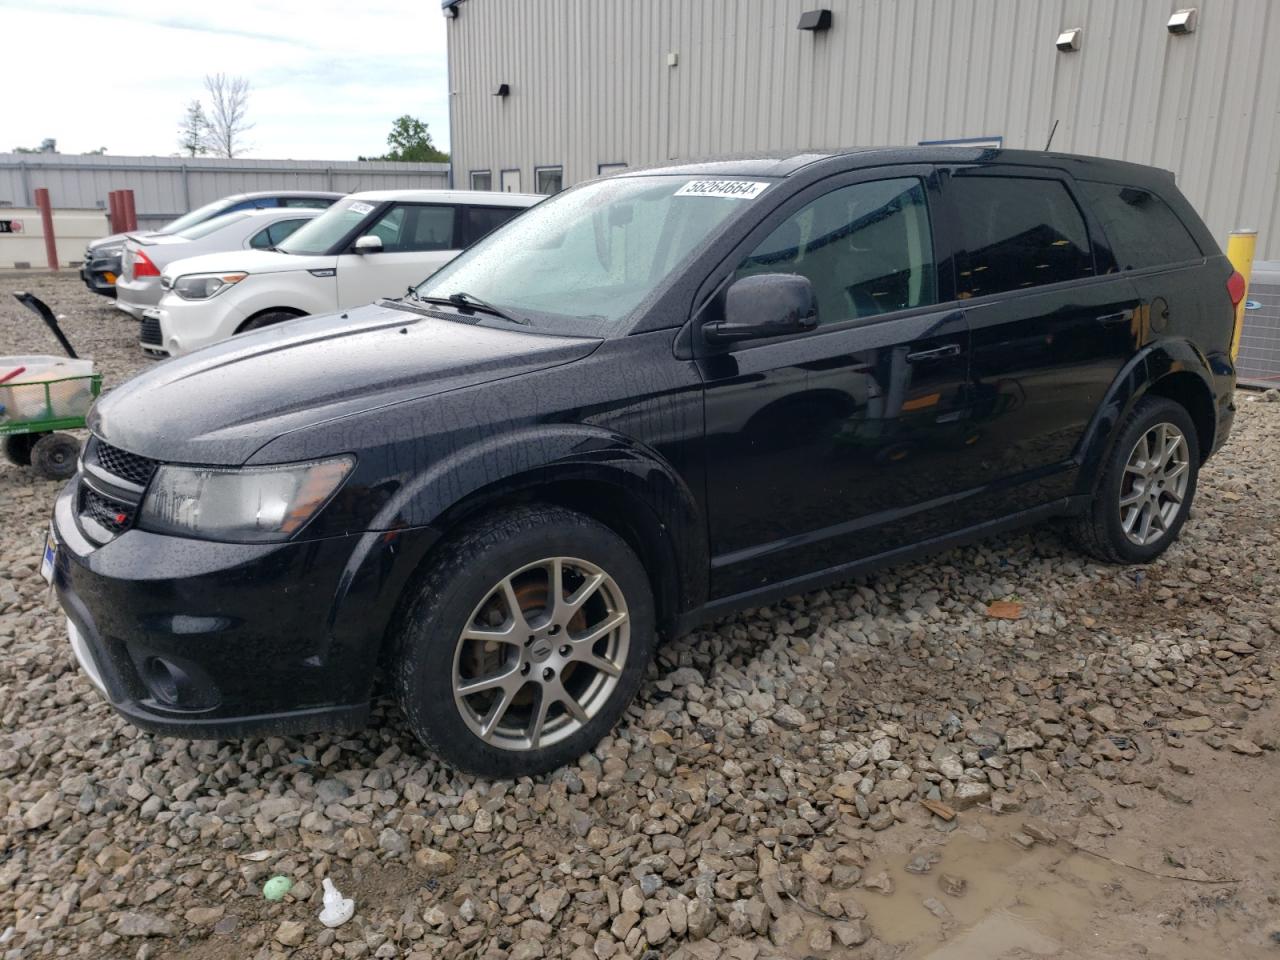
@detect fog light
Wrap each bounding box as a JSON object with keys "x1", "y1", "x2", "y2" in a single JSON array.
[{"x1": 140, "y1": 656, "x2": 217, "y2": 709}]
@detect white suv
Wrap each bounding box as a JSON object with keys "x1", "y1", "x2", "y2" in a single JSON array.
[{"x1": 146, "y1": 189, "x2": 541, "y2": 356}]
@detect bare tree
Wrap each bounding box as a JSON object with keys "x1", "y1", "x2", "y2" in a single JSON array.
[
  {"x1": 177, "y1": 100, "x2": 209, "y2": 157},
  {"x1": 203, "y1": 73, "x2": 253, "y2": 158}
]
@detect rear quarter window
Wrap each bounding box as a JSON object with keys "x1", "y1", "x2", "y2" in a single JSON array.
[
  {"x1": 1079, "y1": 181, "x2": 1203, "y2": 270},
  {"x1": 949, "y1": 175, "x2": 1093, "y2": 298}
]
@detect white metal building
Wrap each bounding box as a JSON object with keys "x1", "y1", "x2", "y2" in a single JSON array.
[{"x1": 444, "y1": 0, "x2": 1280, "y2": 262}]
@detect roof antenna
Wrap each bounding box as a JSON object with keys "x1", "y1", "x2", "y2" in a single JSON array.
[{"x1": 1044, "y1": 119, "x2": 1059, "y2": 152}]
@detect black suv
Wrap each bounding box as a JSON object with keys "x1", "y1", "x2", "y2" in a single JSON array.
[{"x1": 48, "y1": 148, "x2": 1241, "y2": 777}]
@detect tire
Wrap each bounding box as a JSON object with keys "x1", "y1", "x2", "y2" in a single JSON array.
[
  {"x1": 393, "y1": 505, "x2": 656, "y2": 778},
  {"x1": 237, "y1": 310, "x2": 301, "y2": 334},
  {"x1": 3, "y1": 433, "x2": 39, "y2": 467},
  {"x1": 1069, "y1": 396, "x2": 1199, "y2": 564},
  {"x1": 30, "y1": 432, "x2": 81, "y2": 481}
]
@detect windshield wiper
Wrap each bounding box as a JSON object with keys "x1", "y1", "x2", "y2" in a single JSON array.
[{"x1": 421, "y1": 290, "x2": 529, "y2": 325}]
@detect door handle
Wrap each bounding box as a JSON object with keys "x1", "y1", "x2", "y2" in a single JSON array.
[
  {"x1": 1096, "y1": 310, "x2": 1134, "y2": 325},
  {"x1": 906, "y1": 343, "x2": 961, "y2": 362}
]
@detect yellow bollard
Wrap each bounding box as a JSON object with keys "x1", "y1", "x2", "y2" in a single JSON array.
[{"x1": 1226, "y1": 229, "x2": 1257, "y2": 361}]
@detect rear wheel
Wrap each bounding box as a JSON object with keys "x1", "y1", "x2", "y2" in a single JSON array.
[
  {"x1": 3, "y1": 433, "x2": 39, "y2": 467},
  {"x1": 393, "y1": 506, "x2": 656, "y2": 777},
  {"x1": 30, "y1": 432, "x2": 81, "y2": 481},
  {"x1": 237, "y1": 310, "x2": 302, "y2": 334},
  {"x1": 1069, "y1": 396, "x2": 1199, "y2": 564}
]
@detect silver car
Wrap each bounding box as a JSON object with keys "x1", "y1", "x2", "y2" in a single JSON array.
[{"x1": 115, "y1": 208, "x2": 323, "y2": 319}]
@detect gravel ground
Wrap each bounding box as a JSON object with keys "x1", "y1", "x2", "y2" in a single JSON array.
[{"x1": 2, "y1": 272, "x2": 1279, "y2": 960}]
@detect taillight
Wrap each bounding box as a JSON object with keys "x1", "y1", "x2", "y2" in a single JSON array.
[
  {"x1": 1227, "y1": 270, "x2": 1246, "y2": 307},
  {"x1": 133, "y1": 250, "x2": 160, "y2": 278}
]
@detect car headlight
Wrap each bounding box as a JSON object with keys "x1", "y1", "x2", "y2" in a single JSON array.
[
  {"x1": 139, "y1": 456, "x2": 354, "y2": 542},
  {"x1": 172, "y1": 271, "x2": 248, "y2": 300}
]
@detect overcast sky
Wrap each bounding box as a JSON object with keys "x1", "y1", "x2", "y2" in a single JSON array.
[{"x1": 0, "y1": 0, "x2": 451, "y2": 159}]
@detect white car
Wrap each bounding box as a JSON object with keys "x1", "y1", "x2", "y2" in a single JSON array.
[
  {"x1": 146, "y1": 189, "x2": 542, "y2": 356},
  {"x1": 117, "y1": 207, "x2": 323, "y2": 321}
]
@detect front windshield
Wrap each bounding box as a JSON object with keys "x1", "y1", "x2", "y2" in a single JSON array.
[
  {"x1": 276, "y1": 197, "x2": 376, "y2": 256},
  {"x1": 175, "y1": 211, "x2": 251, "y2": 240},
  {"x1": 162, "y1": 196, "x2": 239, "y2": 234},
  {"x1": 415, "y1": 175, "x2": 769, "y2": 333}
]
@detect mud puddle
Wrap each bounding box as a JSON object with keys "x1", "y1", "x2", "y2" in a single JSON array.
[{"x1": 859, "y1": 821, "x2": 1255, "y2": 959}]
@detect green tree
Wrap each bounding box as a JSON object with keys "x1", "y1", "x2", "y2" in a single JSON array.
[
  {"x1": 364, "y1": 115, "x2": 449, "y2": 163},
  {"x1": 177, "y1": 100, "x2": 209, "y2": 157}
]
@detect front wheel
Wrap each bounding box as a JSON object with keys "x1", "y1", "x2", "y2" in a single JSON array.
[
  {"x1": 1069, "y1": 396, "x2": 1199, "y2": 564},
  {"x1": 393, "y1": 506, "x2": 656, "y2": 778},
  {"x1": 237, "y1": 310, "x2": 302, "y2": 334}
]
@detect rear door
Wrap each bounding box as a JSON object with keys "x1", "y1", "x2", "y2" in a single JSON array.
[
  {"x1": 698, "y1": 168, "x2": 975, "y2": 597},
  {"x1": 940, "y1": 166, "x2": 1141, "y2": 517},
  {"x1": 335, "y1": 203, "x2": 461, "y2": 307}
]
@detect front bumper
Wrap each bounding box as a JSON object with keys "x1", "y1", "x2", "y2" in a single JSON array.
[
  {"x1": 81, "y1": 253, "x2": 122, "y2": 298},
  {"x1": 156, "y1": 291, "x2": 250, "y2": 356},
  {"x1": 48, "y1": 478, "x2": 429, "y2": 738}
]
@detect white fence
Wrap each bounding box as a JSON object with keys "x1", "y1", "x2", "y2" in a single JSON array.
[{"x1": 0, "y1": 154, "x2": 451, "y2": 231}]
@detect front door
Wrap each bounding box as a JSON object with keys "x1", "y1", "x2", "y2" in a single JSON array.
[
  {"x1": 500, "y1": 168, "x2": 523, "y2": 193},
  {"x1": 698, "y1": 172, "x2": 974, "y2": 598},
  {"x1": 336, "y1": 203, "x2": 461, "y2": 308},
  {"x1": 941, "y1": 168, "x2": 1143, "y2": 516}
]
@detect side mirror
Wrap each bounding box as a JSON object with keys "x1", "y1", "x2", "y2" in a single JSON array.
[
  {"x1": 704, "y1": 273, "x2": 819, "y2": 344},
  {"x1": 353, "y1": 234, "x2": 383, "y2": 254}
]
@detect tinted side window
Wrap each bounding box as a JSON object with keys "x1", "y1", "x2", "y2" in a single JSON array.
[
  {"x1": 1079, "y1": 182, "x2": 1202, "y2": 270},
  {"x1": 734, "y1": 178, "x2": 937, "y2": 324},
  {"x1": 249, "y1": 226, "x2": 274, "y2": 249},
  {"x1": 950, "y1": 176, "x2": 1093, "y2": 297},
  {"x1": 466, "y1": 205, "x2": 523, "y2": 245}
]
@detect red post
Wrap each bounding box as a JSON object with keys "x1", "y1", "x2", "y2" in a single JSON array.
[
  {"x1": 107, "y1": 190, "x2": 122, "y2": 233},
  {"x1": 34, "y1": 187, "x2": 59, "y2": 271},
  {"x1": 121, "y1": 189, "x2": 138, "y2": 232}
]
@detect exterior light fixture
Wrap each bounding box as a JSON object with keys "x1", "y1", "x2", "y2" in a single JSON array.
[
  {"x1": 1056, "y1": 27, "x2": 1082, "y2": 52},
  {"x1": 442, "y1": 0, "x2": 460, "y2": 18},
  {"x1": 493, "y1": 83, "x2": 509, "y2": 97},
  {"x1": 1167, "y1": 8, "x2": 1198, "y2": 34},
  {"x1": 798, "y1": 9, "x2": 833, "y2": 31}
]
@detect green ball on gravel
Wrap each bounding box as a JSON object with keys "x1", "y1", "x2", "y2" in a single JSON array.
[{"x1": 263, "y1": 875, "x2": 293, "y2": 901}]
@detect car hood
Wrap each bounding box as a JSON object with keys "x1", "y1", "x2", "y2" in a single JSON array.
[
  {"x1": 89, "y1": 302, "x2": 602, "y2": 465},
  {"x1": 159, "y1": 248, "x2": 327, "y2": 280}
]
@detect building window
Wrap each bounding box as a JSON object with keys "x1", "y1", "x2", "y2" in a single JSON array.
[
  {"x1": 597, "y1": 163, "x2": 627, "y2": 176},
  {"x1": 470, "y1": 170, "x2": 493, "y2": 191},
  {"x1": 535, "y1": 166, "x2": 563, "y2": 195}
]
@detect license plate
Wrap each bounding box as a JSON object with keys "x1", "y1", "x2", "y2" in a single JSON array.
[{"x1": 40, "y1": 527, "x2": 56, "y2": 584}]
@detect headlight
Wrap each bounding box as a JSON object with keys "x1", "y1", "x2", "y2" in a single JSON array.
[
  {"x1": 172, "y1": 271, "x2": 248, "y2": 300},
  {"x1": 139, "y1": 457, "x2": 354, "y2": 542}
]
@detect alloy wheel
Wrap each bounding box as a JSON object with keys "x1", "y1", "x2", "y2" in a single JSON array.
[
  {"x1": 1119, "y1": 421, "x2": 1190, "y2": 546},
  {"x1": 451, "y1": 557, "x2": 630, "y2": 751}
]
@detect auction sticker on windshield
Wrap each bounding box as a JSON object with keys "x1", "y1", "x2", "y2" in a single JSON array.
[
  {"x1": 674, "y1": 180, "x2": 770, "y2": 200},
  {"x1": 347, "y1": 201, "x2": 375, "y2": 215}
]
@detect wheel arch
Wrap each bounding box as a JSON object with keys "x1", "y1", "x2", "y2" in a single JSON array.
[
  {"x1": 1075, "y1": 338, "x2": 1218, "y2": 495},
  {"x1": 370, "y1": 425, "x2": 707, "y2": 644},
  {"x1": 235, "y1": 305, "x2": 308, "y2": 333}
]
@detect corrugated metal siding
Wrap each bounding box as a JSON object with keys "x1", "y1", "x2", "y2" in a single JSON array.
[
  {"x1": 448, "y1": 0, "x2": 1280, "y2": 259},
  {"x1": 0, "y1": 154, "x2": 450, "y2": 230}
]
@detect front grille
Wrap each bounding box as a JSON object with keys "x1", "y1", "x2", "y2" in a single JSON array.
[
  {"x1": 80, "y1": 486, "x2": 135, "y2": 533},
  {"x1": 89, "y1": 439, "x2": 158, "y2": 487},
  {"x1": 140, "y1": 314, "x2": 162, "y2": 346}
]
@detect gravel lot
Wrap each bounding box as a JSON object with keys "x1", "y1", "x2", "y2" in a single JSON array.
[{"x1": 2, "y1": 272, "x2": 1279, "y2": 960}]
